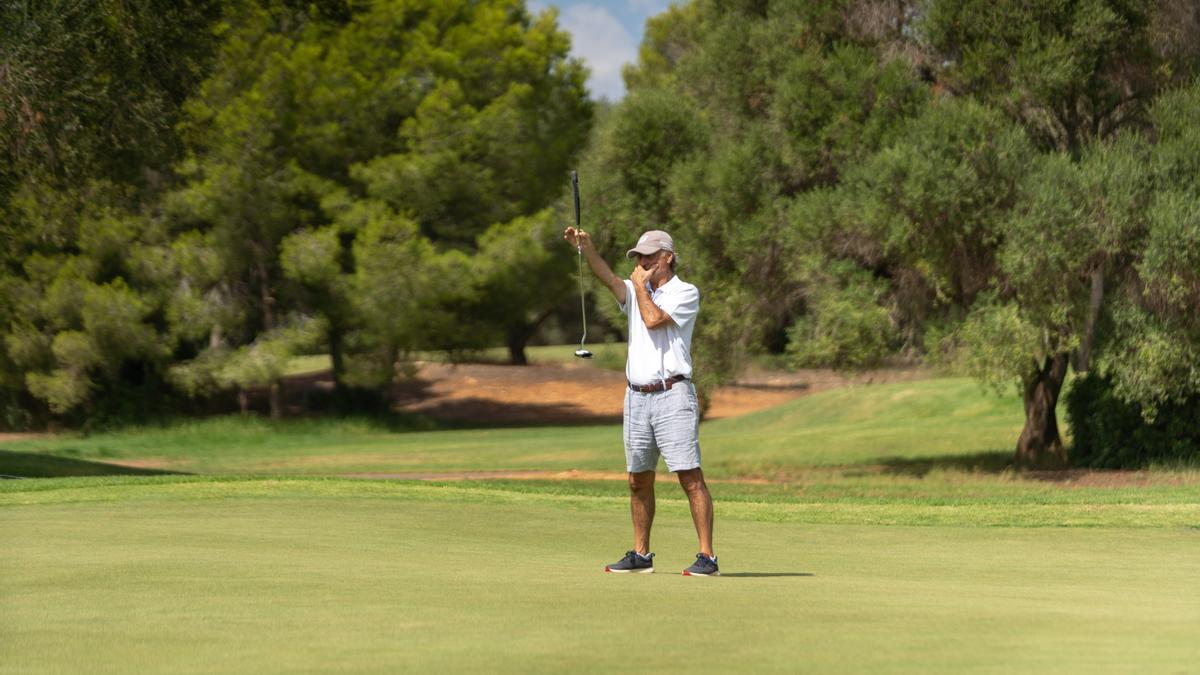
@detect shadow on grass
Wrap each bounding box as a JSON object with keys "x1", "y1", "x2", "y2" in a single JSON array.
[
  {"x1": 398, "y1": 397, "x2": 623, "y2": 428},
  {"x1": 872, "y1": 450, "x2": 1014, "y2": 477},
  {"x1": 868, "y1": 450, "x2": 1196, "y2": 484},
  {"x1": 722, "y1": 572, "x2": 815, "y2": 578},
  {"x1": 0, "y1": 450, "x2": 186, "y2": 479},
  {"x1": 272, "y1": 372, "x2": 622, "y2": 429}
]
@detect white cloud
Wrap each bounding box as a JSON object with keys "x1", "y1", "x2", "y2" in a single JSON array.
[
  {"x1": 627, "y1": 0, "x2": 673, "y2": 16},
  {"x1": 557, "y1": 4, "x2": 639, "y2": 101}
]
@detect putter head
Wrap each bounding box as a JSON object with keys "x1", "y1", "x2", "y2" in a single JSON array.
[{"x1": 574, "y1": 348, "x2": 594, "y2": 359}]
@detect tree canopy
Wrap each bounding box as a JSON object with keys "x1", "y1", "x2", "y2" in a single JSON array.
[
  {"x1": 576, "y1": 0, "x2": 1200, "y2": 465},
  {"x1": 1, "y1": 0, "x2": 591, "y2": 423}
]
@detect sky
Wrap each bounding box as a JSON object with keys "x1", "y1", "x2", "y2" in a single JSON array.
[{"x1": 528, "y1": 0, "x2": 674, "y2": 101}]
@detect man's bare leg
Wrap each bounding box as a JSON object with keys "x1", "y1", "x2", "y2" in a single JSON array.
[
  {"x1": 676, "y1": 468, "x2": 713, "y2": 557},
  {"x1": 628, "y1": 470, "x2": 656, "y2": 555}
]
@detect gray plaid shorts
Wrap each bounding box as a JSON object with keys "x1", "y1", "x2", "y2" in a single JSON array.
[{"x1": 623, "y1": 381, "x2": 701, "y2": 473}]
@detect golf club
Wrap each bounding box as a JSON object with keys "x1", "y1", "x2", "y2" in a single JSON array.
[{"x1": 572, "y1": 170, "x2": 593, "y2": 359}]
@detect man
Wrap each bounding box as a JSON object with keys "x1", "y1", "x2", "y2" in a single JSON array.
[{"x1": 562, "y1": 226, "x2": 718, "y2": 577}]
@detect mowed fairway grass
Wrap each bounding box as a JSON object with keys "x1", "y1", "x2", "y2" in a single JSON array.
[{"x1": 3, "y1": 378, "x2": 1200, "y2": 672}]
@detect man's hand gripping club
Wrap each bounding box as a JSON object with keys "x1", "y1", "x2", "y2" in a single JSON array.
[{"x1": 564, "y1": 227, "x2": 628, "y2": 306}]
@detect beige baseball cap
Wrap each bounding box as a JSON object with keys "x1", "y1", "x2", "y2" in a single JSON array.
[{"x1": 626, "y1": 230, "x2": 679, "y2": 261}]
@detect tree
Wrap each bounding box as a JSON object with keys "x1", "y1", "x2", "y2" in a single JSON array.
[
  {"x1": 815, "y1": 93, "x2": 1164, "y2": 467},
  {"x1": 577, "y1": 1, "x2": 927, "y2": 403},
  {"x1": 168, "y1": 19, "x2": 330, "y2": 415},
  {"x1": 0, "y1": 0, "x2": 223, "y2": 201},
  {"x1": 0, "y1": 0, "x2": 224, "y2": 425},
  {"x1": 575, "y1": 0, "x2": 1200, "y2": 464},
  {"x1": 913, "y1": 0, "x2": 1200, "y2": 465},
  {"x1": 170, "y1": 0, "x2": 593, "y2": 407},
  {"x1": 1094, "y1": 81, "x2": 1200, "y2": 417},
  {"x1": 1055, "y1": 80, "x2": 1200, "y2": 468},
  {"x1": 343, "y1": 200, "x2": 463, "y2": 387},
  {"x1": 4, "y1": 186, "x2": 175, "y2": 421},
  {"x1": 923, "y1": 0, "x2": 1162, "y2": 156},
  {"x1": 345, "y1": 0, "x2": 592, "y2": 360},
  {"x1": 469, "y1": 212, "x2": 575, "y2": 364}
]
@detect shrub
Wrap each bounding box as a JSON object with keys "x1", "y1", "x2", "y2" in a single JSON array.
[{"x1": 1065, "y1": 374, "x2": 1200, "y2": 468}]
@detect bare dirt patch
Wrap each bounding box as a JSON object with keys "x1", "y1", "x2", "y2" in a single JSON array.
[
  {"x1": 0, "y1": 433, "x2": 44, "y2": 443},
  {"x1": 392, "y1": 362, "x2": 626, "y2": 424},
  {"x1": 386, "y1": 361, "x2": 930, "y2": 425}
]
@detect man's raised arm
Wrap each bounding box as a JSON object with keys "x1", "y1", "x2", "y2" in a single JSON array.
[{"x1": 564, "y1": 227, "x2": 627, "y2": 305}]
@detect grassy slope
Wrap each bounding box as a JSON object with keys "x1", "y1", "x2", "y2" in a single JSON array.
[
  {"x1": 2, "y1": 481, "x2": 1198, "y2": 673},
  {"x1": 2, "y1": 378, "x2": 1022, "y2": 475},
  {"x1": 702, "y1": 377, "x2": 1024, "y2": 470}
]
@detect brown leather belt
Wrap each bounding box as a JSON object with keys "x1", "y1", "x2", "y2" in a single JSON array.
[{"x1": 628, "y1": 375, "x2": 688, "y2": 393}]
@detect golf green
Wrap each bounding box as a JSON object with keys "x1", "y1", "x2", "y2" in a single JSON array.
[{"x1": 3, "y1": 481, "x2": 1197, "y2": 673}]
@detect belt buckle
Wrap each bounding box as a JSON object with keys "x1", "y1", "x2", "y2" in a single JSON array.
[{"x1": 630, "y1": 376, "x2": 685, "y2": 393}]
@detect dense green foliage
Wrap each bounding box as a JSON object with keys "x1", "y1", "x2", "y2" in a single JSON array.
[
  {"x1": 0, "y1": 0, "x2": 227, "y2": 427},
  {"x1": 576, "y1": 0, "x2": 1200, "y2": 466},
  {"x1": 1, "y1": 0, "x2": 590, "y2": 424},
  {"x1": 1067, "y1": 374, "x2": 1200, "y2": 468}
]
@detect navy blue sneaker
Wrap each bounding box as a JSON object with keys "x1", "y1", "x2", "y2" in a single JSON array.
[
  {"x1": 682, "y1": 553, "x2": 719, "y2": 576},
  {"x1": 605, "y1": 550, "x2": 654, "y2": 574}
]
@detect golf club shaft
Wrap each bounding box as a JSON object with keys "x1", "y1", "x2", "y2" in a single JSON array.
[
  {"x1": 571, "y1": 171, "x2": 580, "y2": 228},
  {"x1": 578, "y1": 250, "x2": 588, "y2": 349},
  {"x1": 572, "y1": 170, "x2": 587, "y2": 350}
]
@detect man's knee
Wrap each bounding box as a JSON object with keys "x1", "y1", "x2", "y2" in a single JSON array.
[
  {"x1": 628, "y1": 470, "x2": 655, "y2": 493},
  {"x1": 676, "y1": 468, "x2": 708, "y2": 494}
]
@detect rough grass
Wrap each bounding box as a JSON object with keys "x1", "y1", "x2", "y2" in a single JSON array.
[{"x1": 2, "y1": 378, "x2": 1024, "y2": 476}]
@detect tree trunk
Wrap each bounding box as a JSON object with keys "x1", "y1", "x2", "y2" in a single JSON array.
[
  {"x1": 237, "y1": 389, "x2": 249, "y2": 415},
  {"x1": 252, "y1": 247, "x2": 282, "y2": 419},
  {"x1": 1015, "y1": 352, "x2": 1070, "y2": 468},
  {"x1": 507, "y1": 331, "x2": 529, "y2": 366},
  {"x1": 268, "y1": 381, "x2": 282, "y2": 420},
  {"x1": 506, "y1": 310, "x2": 554, "y2": 366},
  {"x1": 253, "y1": 249, "x2": 276, "y2": 332},
  {"x1": 329, "y1": 326, "x2": 346, "y2": 394},
  {"x1": 1076, "y1": 267, "x2": 1104, "y2": 373}
]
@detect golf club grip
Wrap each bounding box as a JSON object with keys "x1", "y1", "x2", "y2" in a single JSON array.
[{"x1": 571, "y1": 170, "x2": 580, "y2": 227}]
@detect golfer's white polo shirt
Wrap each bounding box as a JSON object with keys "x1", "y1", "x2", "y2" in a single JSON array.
[{"x1": 618, "y1": 276, "x2": 700, "y2": 386}]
